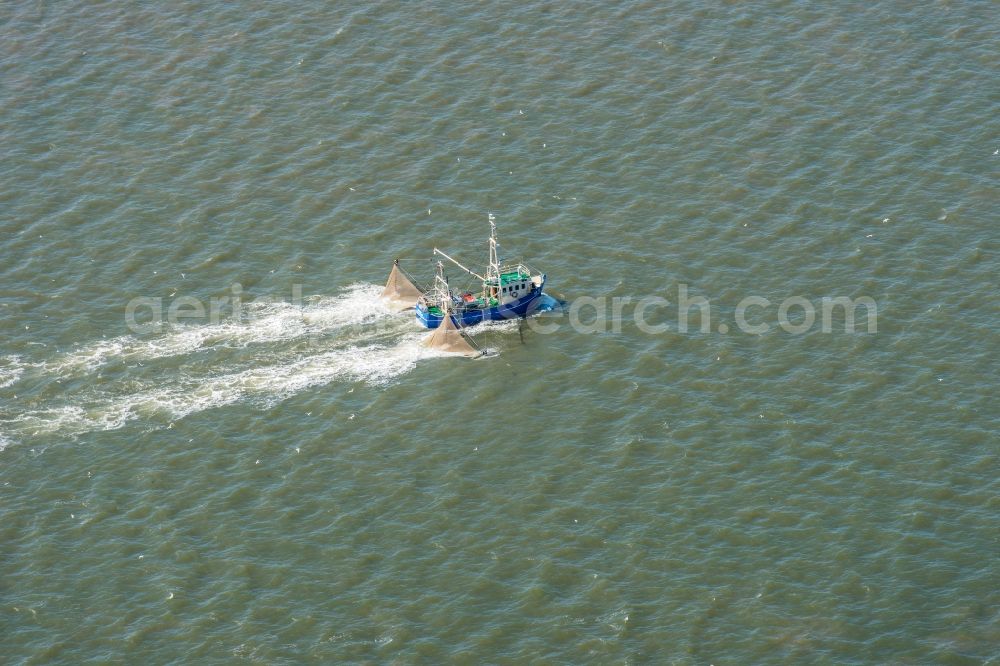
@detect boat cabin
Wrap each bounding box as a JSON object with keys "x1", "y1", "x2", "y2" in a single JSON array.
[{"x1": 488, "y1": 267, "x2": 536, "y2": 305}]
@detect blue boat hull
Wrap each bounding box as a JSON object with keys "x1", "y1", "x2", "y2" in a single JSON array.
[{"x1": 416, "y1": 284, "x2": 546, "y2": 329}]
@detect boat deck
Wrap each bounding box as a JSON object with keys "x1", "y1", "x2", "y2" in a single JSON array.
[{"x1": 486, "y1": 264, "x2": 534, "y2": 286}]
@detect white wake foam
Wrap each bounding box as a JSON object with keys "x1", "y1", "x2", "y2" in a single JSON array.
[
  {"x1": 43, "y1": 284, "x2": 392, "y2": 376},
  {"x1": 462, "y1": 318, "x2": 523, "y2": 336},
  {"x1": 0, "y1": 355, "x2": 26, "y2": 388},
  {"x1": 1, "y1": 332, "x2": 452, "y2": 441},
  {"x1": 0, "y1": 283, "x2": 533, "y2": 446}
]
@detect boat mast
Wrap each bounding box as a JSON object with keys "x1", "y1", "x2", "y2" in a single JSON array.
[
  {"x1": 487, "y1": 213, "x2": 500, "y2": 286},
  {"x1": 432, "y1": 260, "x2": 451, "y2": 309}
]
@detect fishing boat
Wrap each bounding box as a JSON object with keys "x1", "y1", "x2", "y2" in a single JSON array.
[{"x1": 382, "y1": 214, "x2": 547, "y2": 330}]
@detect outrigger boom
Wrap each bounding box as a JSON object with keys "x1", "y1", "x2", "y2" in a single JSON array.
[{"x1": 432, "y1": 248, "x2": 485, "y2": 282}]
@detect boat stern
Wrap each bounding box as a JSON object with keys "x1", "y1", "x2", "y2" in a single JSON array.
[{"x1": 415, "y1": 301, "x2": 445, "y2": 329}]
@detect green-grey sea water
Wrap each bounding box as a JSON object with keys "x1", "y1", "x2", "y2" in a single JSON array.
[{"x1": 2, "y1": 1, "x2": 998, "y2": 662}]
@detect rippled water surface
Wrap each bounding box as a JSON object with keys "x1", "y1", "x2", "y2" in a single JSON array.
[{"x1": 2, "y1": 1, "x2": 998, "y2": 662}]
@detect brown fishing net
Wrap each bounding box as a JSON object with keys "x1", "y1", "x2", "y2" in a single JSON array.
[
  {"x1": 381, "y1": 262, "x2": 423, "y2": 311},
  {"x1": 423, "y1": 314, "x2": 479, "y2": 357}
]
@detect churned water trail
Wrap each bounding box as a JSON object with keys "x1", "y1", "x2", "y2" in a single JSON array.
[
  {"x1": 26, "y1": 284, "x2": 394, "y2": 377},
  {"x1": 0, "y1": 356, "x2": 26, "y2": 388},
  {"x1": 0, "y1": 283, "x2": 508, "y2": 444},
  {"x1": 1, "y1": 335, "x2": 446, "y2": 442}
]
